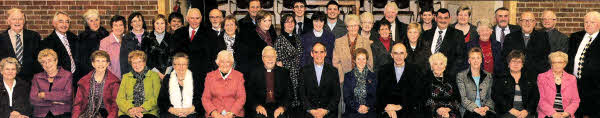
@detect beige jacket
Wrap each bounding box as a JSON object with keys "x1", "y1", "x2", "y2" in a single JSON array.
[{"x1": 333, "y1": 35, "x2": 374, "y2": 83}]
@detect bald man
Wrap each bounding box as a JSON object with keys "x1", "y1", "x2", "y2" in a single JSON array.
[
  {"x1": 566, "y1": 11, "x2": 600, "y2": 118},
  {"x1": 376, "y1": 43, "x2": 424, "y2": 118},
  {"x1": 541, "y1": 10, "x2": 569, "y2": 53},
  {"x1": 502, "y1": 12, "x2": 550, "y2": 76},
  {"x1": 0, "y1": 8, "x2": 42, "y2": 81},
  {"x1": 208, "y1": 9, "x2": 224, "y2": 36},
  {"x1": 42, "y1": 11, "x2": 83, "y2": 83}
]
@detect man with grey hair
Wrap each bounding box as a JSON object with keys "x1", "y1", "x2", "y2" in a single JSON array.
[
  {"x1": 373, "y1": 2, "x2": 408, "y2": 42},
  {"x1": 246, "y1": 46, "x2": 290, "y2": 118},
  {"x1": 503, "y1": 11, "x2": 551, "y2": 76},
  {"x1": 42, "y1": 11, "x2": 82, "y2": 81},
  {"x1": 542, "y1": 10, "x2": 568, "y2": 53},
  {"x1": 567, "y1": 11, "x2": 600, "y2": 118},
  {"x1": 0, "y1": 8, "x2": 42, "y2": 81}
]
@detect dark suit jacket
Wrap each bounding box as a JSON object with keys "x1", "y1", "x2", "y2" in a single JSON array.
[
  {"x1": 371, "y1": 36, "x2": 395, "y2": 73},
  {"x1": 238, "y1": 14, "x2": 277, "y2": 39},
  {"x1": 493, "y1": 71, "x2": 539, "y2": 116},
  {"x1": 450, "y1": 23, "x2": 479, "y2": 43},
  {"x1": 566, "y1": 31, "x2": 600, "y2": 116},
  {"x1": 373, "y1": 18, "x2": 408, "y2": 43},
  {"x1": 300, "y1": 63, "x2": 340, "y2": 118},
  {"x1": 118, "y1": 34, "x2": 139, "y2": 75},
  {"x1": 245, "y1": 66, "x2": 290, "y2": 117},
  {"x1": 171, "y1": 26, "x2": 210, "y2": 82},
  {"x1": 402, "y1": 36, "x2": 430, "y2": 74},
  {"x1": 492, "y1": 24, "x2": 521, "y2": 46},
  {"x1": 0, "y1": 78, "x2": 32, "y2": 117},
  {"x1": 297, "y1": 16, "x2": 313, "y2": 35},
  {"x1": 77, "y1": 27, "x2": 109, "y2": 80},
  {"x1": 0, "y1": 29, "x2": 42, "y2": 81},
  {"x1": 237, "y1": 29, "x2": 273, "y2": 75},
  {"x1": 300, "y1": 30, "x2": 336, "y2": 66},
  {"x1": 502, "y1": 30, "x2": 550, "y2": 75},
  {"x1": 324, "y1": 19, "x2": 347, "y2": 39},
  {"x1": 421, "y1": 27, "x2": 466, "y2": 75},
  {"x1": 544, "y1": 28, "x2": 569, "y2": 53},
  {"x1": 42, "y1": 30, "x2": 80, "y2": 80},
  {"x1": 141, "y1": 31, "x2": 173, "y2": 74},
  {"x1": 376, "y1": 63, "x2": 423, "y2": 117},
  {"x1": 465, "y1": 38, "x2": 505, "y2": 74},
  {"x1": 157, "y1": 72, "x2": 204, "y2": 116}
]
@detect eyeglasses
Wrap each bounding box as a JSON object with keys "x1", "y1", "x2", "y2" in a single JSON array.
[
  {"x1": 294, "y1": 5, "x2": 305, "y2": 8},
  {"x1": 542, "y1": 18, "x2": 556, "y2": 21},
  {"x1": 520, "y1": 19, "x2": 535, "y2": 23},
  {"x1": 209, "y1": 16, "x2": 222, "y2": 19}
]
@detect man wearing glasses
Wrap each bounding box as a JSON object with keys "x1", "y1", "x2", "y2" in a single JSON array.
[
  {"x1": 421, "y1": 8, "x2": 465, "y2": 76},
  {"x1": 542, "y1": 10, "x2": 569, "y2": 53},
  {"x1": 293, "y1": 0, "x2": 313, "y2": 35},
  {"x1": 503, "y1": 11, "x2": 551, "y2": 76}
]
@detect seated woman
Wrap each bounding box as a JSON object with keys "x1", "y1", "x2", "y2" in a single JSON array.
[
  {"x1": 0, "y1": 57, "x2": 31, "y2": 118},
  {"x1": 537, "y1": 51, "x2": 579, "y2": 118},
  {"x1": 494, "y1": 50, "x2": 538, "y2": 118},
  {"x1": 424, "y1": 53, "x2": 460, "y2": 118},
  {"x1": 158, "y1": 52, "x2": 202, "y2": 118},
  {"x1": 456, "y1": 47, "x2": 495, "y2": 118},
  {"x1": 116, "y1": 50, "x2": 161, "y2": 118},
  {"x1": 30, "y1": 49, "x2": 73, "y2": 118},
  {"x1": 333, "y1": 14, "x2": 374, "y2": 84},
  {"x1": 343, "y1": 48, "x2": 377, "y2": 118},
  {"x1": 203, "y1": 50, "x2": 246, "y2": 118},
  {"x1": 73, "y1": 50, "x2": 121, "y2": 118}
]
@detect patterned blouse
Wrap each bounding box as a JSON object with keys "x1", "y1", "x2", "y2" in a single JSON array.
[
  {"x1": 426, "y1": 75, "x2": 460, "y2": 118},
  {"x1": 274, "y1": 33, "x2": 303, "y2": 108}
]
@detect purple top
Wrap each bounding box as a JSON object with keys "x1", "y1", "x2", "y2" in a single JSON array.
[
  {"x1": 30, "y1": 67, "x2": 73, "y2": 117},
  {"x1": 134, "y1": 32, "x2": 143, "y2": 45}
]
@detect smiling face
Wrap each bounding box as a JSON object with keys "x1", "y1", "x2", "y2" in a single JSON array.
[
  {"x1": 173, "y1": 57, "x2": 189, "y2": 73},
  {"x1": 391, "y1": 44, "x2": 407, "y2": 66},
  {"x1": 284, "y1": 17, "x2": 295, "y2": 33},
  {"x1": 87, "y1": 16, "x2": 101, "y2": 31},
  {"x1": 435, "y1": 12, "x2": 450, "y2": 29},
  {"x1": 169, "y1": 18, "x2": 182, "y2": 31},
  {"x1": 347, "y1": 21, "x2": 360, "y2": 36},
  {"x1": 313, "y1": 20, "x2": 324, "y2": 32},
  {"x1": 360, "y1": 18, "x2": 374, "y2": 32},
  {"x1": 384, "y1": 7, "x2": 398, "y2": 23},
  {"x1": 431, "y1": 59, "x2": 446, "y2": 74},
  {"x1": 259, "y1": 15, "x2": 272, "y2": 31},
  {"x1": 130, "y1": 57, "x2": 146, "y2": 73},
  {"x1": 52, "y1": 14, "x2": 71, "y2": 34},
  {"x1": 584, "y1": 12, "x2": 600, "y2": 34},
  {"x1": 1, "y1": 63, "x2": 17, "y2": 80},
  {"x1": 550, "y1": 57, "x2": 567, "y2": 73},
  {"x1": 326, "y1": 4, "x2": 340, "y2": 20},
  {"x1": 421, "y1": 11, "x2": 434, "y2": 24},
  {"x1": 355, "y1": 53, "x2": 367, "y2": 69},
  {"x1": 217, "y1": 56, "x2": 233, "y2": 73},
  {"x1": 131, "y1": 16, "x2": 144, "y2": 31},
  {"x1": 209, "y1": 10, "x2": 224, "y2": 29},
  {"x1": 457, "y1": 10, "x2": 470, "y2": 25},
  {"x1": 379, "y1": 25, "x2": 391, "y2": 38},
  {"x1": 495, "y1": 10, "x2": 510, "y2": 28},
  {"x1": 542, "y1": 11, "x2": 557, "y2": 29},
  {"x1": 92, "y1": 56, "x2": 109, "y2": 72},
  {"x1": 311, "y1": 44, "x2": 327, "y2": 65},
  {"x1": 477, "y1": 26, "x2": 492, "y2": 41},
  {"x1": 187, "y1": 12, "x2": 202, "y2": 29},
  {"x1": 154, "y1": 18, "x2": 166, "y2": 33},
  {"x1": 508, "y1": 58, "x2": 523, "y2": 72},
  {"x1": 40, "y1": 56, "x2": 58, "y2": 73},
  {"x1": 249, "y1": 1, "x2": 261, "y2": 18},
  {"x1": 407, "y1": 28, "x2": 420, "y2": 43},
  {"x1": 262, "y1": 50, "x2": 277, "y2": 70},
  {"x1": 7, "y1": 11, "x2": 25, "y2": 33},
  {"x1": 224, "y1": 19, "x2": 237, "y2": 36},
  {"x1": 112, "y1": 21, "x2": 125, "y2": 36},
  {"x1": 293, "y1": 2, "x2": 306, "y2": 17},
  {"x1": 519, "y1": 12, "x2": 536, "y2": 34},
  {"x1": 468, "y1": 52, "x2": 482, "y2": 69}
]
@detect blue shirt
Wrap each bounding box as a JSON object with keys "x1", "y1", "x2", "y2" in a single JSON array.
[
  {"x1": 315, "y1": 64, "x2": 324, "y2": 86},
  {"x1": 395, "y1": 65, "x2": 405, "y2": 83},
  {"x1": 473, "y1": 76, "x2": 481, "y2": 107}
]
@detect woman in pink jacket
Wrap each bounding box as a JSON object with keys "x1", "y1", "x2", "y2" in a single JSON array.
[
  {"x1": 537, "y1": 51, "x2": 579, "y2": 118},
  {"x1": 202, "y1": 50, "x2": 246, "y2": 118}
]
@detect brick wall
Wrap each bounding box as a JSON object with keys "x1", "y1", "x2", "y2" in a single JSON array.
[
  {"x1": 516, "y1": 1, "x2": 596, "y2": 35},
  {"x1": 0, "y1": 0, "x2": 158, "y2": 37}
]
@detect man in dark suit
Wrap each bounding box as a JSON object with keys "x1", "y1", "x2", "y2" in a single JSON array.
[
  {"x1": 300, "y1": 42, "x2": 340, "y2": 118},
  {"x1": 376, "y1": 43, "x2": 424, "y2": 118},
  {"x1": 208, "y1": 9, "x2": 224, "y2": 38},
  {"x1": 171, "y1": 8, "x2": 210, "y2": 85},
  {"x1": 324, "y1": 0, "x2": 347, "y2": 39},
  {"x1": 502, "y1": 12, "x2": 550, "y2": 76},
  {"x1": 246, "y1": 46, "x2": 290, "y2": 118},
  {"x1": 238, "y1": 0, "x2": 277, "y2": 35},
  {"x1": 42, "y1": 11, "x2": 81, "y2": 82},
  {"x1": 493, "y1": 7, "x2": 521, "y2": 48},
  {"x1": 541, "y1": 10, "x2": 569, "y2": 53},
  {"x1": 293, "y1": 0, "x2": 313, "y2": 35},
  {"x1": 421, "y1": 8, "x2": 465, "y2": 75},
  {"x1": 373, "y1": 2, "x2": 408, "y2": 43},
  {"x1": 567, "y1": 11, "x2": 600, "y2": 118},
  {"x1": 0, "y1": 8, "x2": 42, "y2": 81}
]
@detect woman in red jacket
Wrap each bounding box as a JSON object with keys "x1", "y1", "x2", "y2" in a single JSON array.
[
  {"x1": 72, "y1": 50, "x2": 121, "y2": 118},
  {"x1": 202, "y1": 50, "x2": 246, "y2": 118}
]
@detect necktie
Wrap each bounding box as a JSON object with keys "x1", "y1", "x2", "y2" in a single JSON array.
[
  {"x1": 524, "y1": 35, "x2": 530, "y2": 47},
  {"x1": 62, "y1": 36, "x2": 76, "y2": 73},
  {"x1": 190, "y1": 30, "x2": 196, "y2": 41},
  {"x1": 500, "y1": 28, "x2": 506, "y2": 47},
  {"x1": 577, "y1": 36, "x2": 594, "y2": 78},
  {"x1": 435, "y1": 31, "x2": 443, "y2": 53},
  {"x1": 298, "y1": 22, "x2": 303, "y2": 34},
  {"x1": 15, "y1": 34, "x2": 23, "y2": 64}
]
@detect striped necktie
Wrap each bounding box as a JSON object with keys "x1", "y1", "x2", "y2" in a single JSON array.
[
  {"x1": 435, "y1": 31, "x2": 444, "y2": 53},
  {"x1": 61, "y1": 35, "x2": 76, "y2": 73},
  {"x1": 15, "y1": 34, "x2": 23, "y2": 64}
]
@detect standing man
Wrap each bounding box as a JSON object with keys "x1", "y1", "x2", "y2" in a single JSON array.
[
  {"x1": 324, "y1": 0, "x2": 347, "y2": 39},
  {"x1": 421, "y1": 8, "x2": 465, "y2": 75},
  {"x1": 208, "y1": 9, "x2": 224, "y2": 38},
  {"x1": 567, "y1": 11, "x2": 600, "y2": 118},
  {"x1": 301, "y1": 42, "x2": 340, "y2": 118},
  {"x1": 0, "y1": 8, "x2": 42, "y2": 81},
  {"x1": 493, "y1": 7, "x2": 521, "y2": 48},
  {"x1": 502, "y1": 12, "x2": 550, "y2": 76},
  {"x1": 541, "y1": 10, "x2": 569, "y2": 53},
  {"x1": 42, "y1": 11, "x2": 82, "y2": 85},
  {"x1": 293, "y1": 0, "x2": 313, "y2": 35},
  {"x1": 374, "y1": 2, "x2": 408, "y2": 42}
]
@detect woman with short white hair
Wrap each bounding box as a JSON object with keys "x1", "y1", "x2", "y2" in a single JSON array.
[
  {"x1": 79, "y1": 9, "x2": 110, "y2": 78},
  {"x1": 202, "y1": 50, "x2": 246, "y2": 118},
  {"x1": 423, "y1": 53, "x2": 460, "y2": 118}
]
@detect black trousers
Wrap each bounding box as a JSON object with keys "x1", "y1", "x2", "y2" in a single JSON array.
[
  {"x1": 464, "y1": 110, "x2": 496, "y2": 118},
  {"x1": 119, "y1": 114, "x2": 158, "y2": 118}
]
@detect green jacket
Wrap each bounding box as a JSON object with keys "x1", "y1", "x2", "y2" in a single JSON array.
[{"x1": 116, "y1": 71, "x2": 161, "y2": 116}]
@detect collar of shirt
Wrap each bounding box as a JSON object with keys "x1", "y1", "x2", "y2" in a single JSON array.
[
  {"x1": 314, "y1": 29, "x2": 324, "y2": 37},
  {"x1": 495, "y1": 25, "x2": 510, "y2": 32},
  {"x1": 111, "y1": 33, "x2": 121, "y2": 44},
  {"x1": 327, "y1": 20, "x2": 337, "y2": 31},
  {"x1": 2, "y1": 79, "x2": 16, "y2": 106},
  {"x1": 395, "y1": 65, "x2": 405, "y2": 82},
  {"x1": 266, "y1": 69, "x2": 272, "y2": 72},
  {"x1": 189, "y1": 27, "x2": 199, "y2": 36},
  {"x1": 220, "y1": 69, "x2": 232, "y2": 80},
  {"x1": 585, "y1": 31, "x2": 599, "y2": 41},
  {"x1": 55, "y1": 31, "x2": 68, "y2": 42},
  {"x1": 8, "y1": 29, "x2": 23, "y2": 40},
  {"x1": 296, "y1": 16, "x2": 304, "y2": 23},
  {"x1": 225, "y1": 33, "x2": 236, "y2": 39},
  {"x1": 213, "y1": 27, "x2": 221, "y2": 32}
]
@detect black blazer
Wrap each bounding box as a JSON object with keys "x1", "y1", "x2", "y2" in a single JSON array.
[
  {"x1": 492, "y1": 24, "x2": 521, "y2": 46},
  {"x1": 245, "y1": 66, "x2": 290, "y2": 117},
  {"x1": 237, "y1": 29, "x2": 272, "y2": 75},
  {"x1": 77, "y1": 27, "x2": 109, "y2": 79},
  {"x1": 157, "y1": 72, "x2": 204, "y2": 116},
  {"x1": 296, "y1": 16, "x2": 313, "y2": 35},
  {"x1": 42, "y1": 30, "x2": 80, "y2": 79},
  {"x1": 0, "y1": 78, "x2": 32, "y2": 117},
  {"x1": 502, "y1": 30, "x2": 550, "y2": 75},
  {"x1": 566, "y1": 31, "x2": 600, "y2": 116},
  {"x1": 493, "y1": 71, "x2": 539, "y2": 116},
  {"x1": 465, "y1": 37, "x2": 505, "y2": 74},
  {"x1": 171, "y1": 25, "x2": 206, "y2": 54},
  {"x1": 373, "y1": 18, "x2": 408, "y2": 43},
  {"x1": 421, "y1": 27, "x2": 466, "y2": 75},
  {"x1": 118, "y1": 34, "x2": 139, "y2": 75},
  {"x1": 0, "y1": 29, "x2": 42, "y2": 81},
  {"x1": 370, "y1": 36, "x2": 395, "y2": 73},
  {"x1": 141, "y1": 31, "x2": 173, "y2": 74},
  {"x1": 124, "y1": 31, "x2": 149, "y2": 48},
  {"x1": 238, "y1": 14, "x2": 277, "y2": 39},
  {"x1": 300, "y1": 63, "x2": 340, "y2": 118},
  {"x1": 376, "y1": 63, "x2": 424, "y2": 117},
  {"x1": 450, "y1": 23, "x2": 479, "y2": 43},
  {"x1": 402, "y1": 36, "x2": 430, "y2": 74}
]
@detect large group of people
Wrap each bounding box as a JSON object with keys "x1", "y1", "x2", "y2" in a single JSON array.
[{"x1": 1, "y1": 0, "x2": 600, "y2": 118}]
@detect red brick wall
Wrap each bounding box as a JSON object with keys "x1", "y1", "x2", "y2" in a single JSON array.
[
  {"x1": 0, "y1": 0, "x2": 158, "y2": 37},
  {"x1": 516, "y1": 1, "x2": 596, "y2": 35}
]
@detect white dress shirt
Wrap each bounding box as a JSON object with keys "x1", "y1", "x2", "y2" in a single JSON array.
[
  {"x1": 3, "y1": 79, "x2": 16, "y2": 106},
  {"x1": 495, "y1": 26, "x2": 511, "y2": 43},
  {"x1": 431, "y1": 27, "x2": 448, "y2": 54},
  {"x1": 573, "y1": 32, "x2": 598, "y2": 78}
]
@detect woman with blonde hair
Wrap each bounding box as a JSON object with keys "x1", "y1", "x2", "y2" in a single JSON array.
[
  {"x1": 116, "y1": 50, "x2": 161, "y2": 118},
  {"x1": 30, "y1": 49, "x2": 73, "y2": 118},
  {"x1": 0, "y1": 57, "x2": 31, "y2": 118},
  {"x1": 537, "y1": 51, "x2": 579, "y2": 118}
]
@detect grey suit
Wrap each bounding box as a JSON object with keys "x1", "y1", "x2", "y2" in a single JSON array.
[
  {"x1": 544, "y1": 28, "x2": 568, "y2": 52},
  {"x1": 325, "y1": 19, "x2": 347, "y2": 39},
  {"x1": 456, "y1": 69, "x2": 495, "y2": 117}
]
